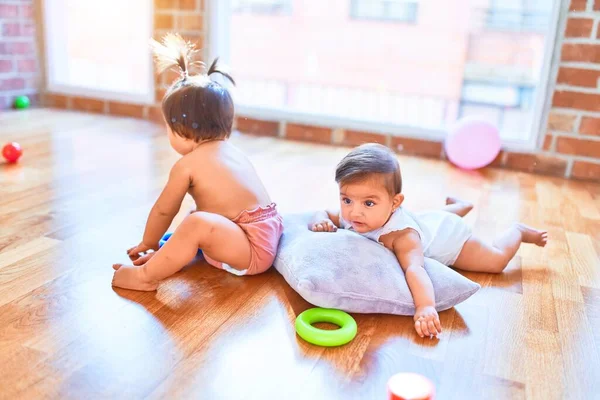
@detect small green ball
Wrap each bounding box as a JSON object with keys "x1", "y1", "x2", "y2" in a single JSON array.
[{"x1": 14, "y1": 95, "x2": 30, "y2": 110}]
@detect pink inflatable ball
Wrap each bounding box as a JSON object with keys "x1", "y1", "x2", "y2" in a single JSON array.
[{"x1": 444, "y1": 117, "x2": 501, "y2": 170}]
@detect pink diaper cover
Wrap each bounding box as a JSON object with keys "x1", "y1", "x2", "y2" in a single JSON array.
[{"x1": 203, "y1": 203, "x2": 283, "y2": 276}]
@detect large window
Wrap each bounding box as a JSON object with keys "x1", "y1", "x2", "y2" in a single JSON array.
[
  {"x1": 211, "y1": 0, "x2": 559, "y2": 148},
  {"x1": 43, "y1": 0, "x2": 154, "y2": 104}
]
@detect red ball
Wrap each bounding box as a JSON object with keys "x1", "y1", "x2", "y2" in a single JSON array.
[{"x1": 2, "y1": 142, "x2": 22, "y2": 163}]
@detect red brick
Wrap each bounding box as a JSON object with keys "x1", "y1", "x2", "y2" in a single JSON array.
[
  {"x1": 17, "y1": 59, "x2": 36, "y2": 73},
  {"x1": 146, "y1": 106, "x2": 163, "y2": 123},
  {"x1": 286, "y1": 123, "x2": 332, "y2": 144},
  {"x1": 0, "y1": 4, "x2": 19, "y2": 18},
  {"x1": 155, "y1": 0, "x2": 178, "y2": 10},
  {"x1": 108, "y1": 102, "x2": 145, "y2": 119},
  {"x1": 543, "y1": 134, "x2": 554, "y2": 151},
  {"x1": 505, "y1": 153, "x2": 568, "y2": 177},
  {"x1": 557, "y1": 67, "x2": 600, "y2": 88},
  {"x1": 561, "y1": 44, "x2": 600, "y2": 63},
  {"x1": 392, "y1": 137, "x2": 442, "y2": 158},
  {"x1": 155, "y1": 87, "x2": 167, "y2": 102},
  {"x1": 342, "y1": 130, "x2": 387, "y2": 146},
  {"x1": 579, "y1": 117, "x2": 600, "y2": 136},
  {"x1": 556, "y1": 136, "x2": 600, "y2": 158},
  {"x1": 20, "y1": 4, "x2": 33, "y2": 18},
  {"x1": 178, "y1": 14, "x2": 203, "y2": 31},
  {"x1": 552, "y1": 91, "x2": 600, "y2": 112},
  {"x1": 595, "y1": 0, "x2": 600, "y2": 10},
  {"x1": 162, "y1": 68, "x2": 181, "y2": 85},
  {"x1": 2, "y1": 23, "x2": 22, "y2": 36},
  {"x1": 71, "y1": 96, "x2": 105, "y2": 114},
  {"x1": 45, "y1": 93, "x2": 69, "y2": 109},
  {"x1": 0, "y1": 42, "x2": 34, "y2": 55},
  {"x1": 154, "y1": 69, "x2": 163, "y2": 85},
  {"x1": 572, "y1": 161, "x2": 600, "y2": 181},
  {"x1": 0, "y1": 78, "x2": 25, "y2": 90},
  {"x1": 236, "y1": 117, "x2": 279, "y2": 137},
  {"x1": 565, "y1": 18, "x2": 594, "y2": 38},
  {"x1": 547, "y1": 112, "x2": 577, "y2": 131},
  {"x1": 570, "y1": 0, "x2": 587, "y2": 10},
  {"x1": 22, "y1": 22, "x2": 35, "y2": 36},
  {"x1": 155, "y1": 13, "x2": 174, "y2": 29},
  {"x1": 180, "y1": 0, "x2": 197, "y2": 10},
  {"x1": 0, "y1": 60, "x2": 12, "y2": 73}
]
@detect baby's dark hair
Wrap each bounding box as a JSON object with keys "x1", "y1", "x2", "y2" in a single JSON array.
[
  {"x1": 335, "y1": 143, "x2": 402, "y2": 196},
  {"x1": 151, "y1": 33, "x2": 235, "y2": 142}
]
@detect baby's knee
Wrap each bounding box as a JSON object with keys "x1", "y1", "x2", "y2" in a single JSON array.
[
  {"x1": 183, "y1": 212, "x2": 216, "y2": 234},
  {"x1": 488, "y1": 251, "x2": 510, "y2": 273}
]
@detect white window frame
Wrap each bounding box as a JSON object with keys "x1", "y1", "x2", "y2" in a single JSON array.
[
  {"x1": 42, "y1": 0, "x2": 156, "y2": 105},
  {"x1": 208, "y1": 0, "x2": 562, "y2": 151}
]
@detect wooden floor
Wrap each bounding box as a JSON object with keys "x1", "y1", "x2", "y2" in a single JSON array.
[{"x1": 1, "y1": 109, "x2": 599, "y2": 400}]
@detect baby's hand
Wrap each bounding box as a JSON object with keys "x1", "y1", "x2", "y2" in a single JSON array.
[
  {"x1": 127, "y1": 241, "x2": 157, "y2": 262},
  {"x1": 414, "y1": 305, "x2": 442, "y2": 338},
  {"x1": 311, "y1": 219, "x2": 338, "y2": 232}
]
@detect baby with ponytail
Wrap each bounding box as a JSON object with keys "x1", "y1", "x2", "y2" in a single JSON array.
[{"x1": 112, "y1": 34, "x2": 283, "y2": 291}]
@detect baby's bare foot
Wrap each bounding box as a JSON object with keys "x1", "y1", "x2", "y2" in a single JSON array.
[
  {"x1": 112, "y1": 263, "x2": 159, "y2": 291},
  {"x1": 446, "y1": 196, "x2": 472, "y2": 207},
  {"x1": 516, "y1": 223, "x2": 548, "y2": 247},
  {"x1": 445, "y1": 196, "x2": 474, "y2": 217}
]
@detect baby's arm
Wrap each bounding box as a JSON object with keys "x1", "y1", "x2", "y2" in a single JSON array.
[
  {"x1": 127, "y1": 160, "x2": 191, "y2": 260},
  {"x1": 309, "y1": 209, "x2": 340, "y2": 232},
  {"x1": 381, "y1": 229, "x2": 442, "y2": 338}
]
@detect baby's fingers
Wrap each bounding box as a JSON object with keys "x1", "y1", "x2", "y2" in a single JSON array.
[
  {"x1": 435, "y1": 317, "x2": 442, "y2": 333},
  {"x1": 414, "y1": 320, "x2": 424, "y2": 338},
  {"x1": 327, "y1": 222, "x2": 337, "y2": 232},
  {"x1": 417, "y1": 319, "x2": 430, "y2": 337},
  {"x1": 127, "y1": 249, "x2": 141, "y2": 261},
  {"x1": 133, "y1": 252, "x2": 154, "y2": 265},
  {"x1": 427, "y1": 320, "x2": 438, "y2": 337}
]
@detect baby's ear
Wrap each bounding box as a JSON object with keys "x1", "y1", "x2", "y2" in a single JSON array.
[{"x1": 393, "y1": 193, "x2": 404, "y2": 209}]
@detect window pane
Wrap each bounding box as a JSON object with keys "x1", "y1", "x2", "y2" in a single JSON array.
[
  {"x1": 44, "y1": 0, "x2": 153, "y2": 101},
  {"x1": 229, "y1": 0, "x2": 555, "y2": 141}
]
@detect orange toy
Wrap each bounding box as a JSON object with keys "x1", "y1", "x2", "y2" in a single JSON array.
[{"x1": 387, "y1": 372, "x2": 435, "y2": 400}]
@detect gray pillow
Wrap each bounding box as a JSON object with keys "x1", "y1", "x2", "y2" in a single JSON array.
[{"x1": 274, "y1": 213, "x2": 480, "y2": 316}]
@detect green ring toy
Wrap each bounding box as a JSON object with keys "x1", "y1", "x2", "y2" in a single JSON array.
[{"x1": 295, "y1": 308, "x2": 357, "y2": 347}]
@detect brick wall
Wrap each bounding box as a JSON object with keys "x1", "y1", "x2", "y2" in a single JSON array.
[
  {"x1": 42, "y1": 0, "x2": 600, "y2": 182},
  {"x1": 544, "y1": 0, "x2": 600, "y2": 180},
  {"x1": 0, "y1": 0, "x2": 38, "y2": 110}
]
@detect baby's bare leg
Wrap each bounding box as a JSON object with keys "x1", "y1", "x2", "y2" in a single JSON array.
[
  {"x1": 452, "y1": 223, "x2": 548, "y2": 273},
  {"x1": 442, "y1": 197, "x2": 473, "y2": 218},
  {"x1": 112, "y1": 212, "x2": 252, "y2": 291}
]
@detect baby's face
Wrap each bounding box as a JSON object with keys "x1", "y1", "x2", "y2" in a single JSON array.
[{"x1": 339, "y1": 177, "x2": 403, "y2": 233}]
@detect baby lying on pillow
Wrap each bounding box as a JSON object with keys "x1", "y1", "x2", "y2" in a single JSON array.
[{"x1": 310, "y1": 144, "x2": 547, "y2": 338}]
